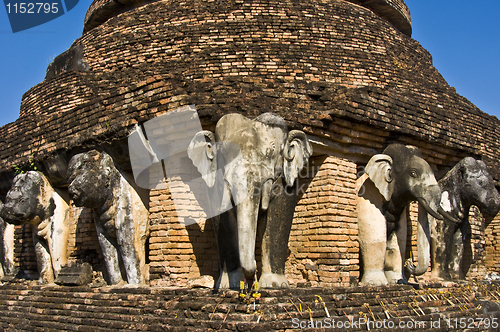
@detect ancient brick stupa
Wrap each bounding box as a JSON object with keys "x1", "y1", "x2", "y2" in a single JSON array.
[{"x1": 1, "y1": 0, "x2": 499, "y2": 287}]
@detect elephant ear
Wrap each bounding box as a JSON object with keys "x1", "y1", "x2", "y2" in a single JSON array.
[
  {"x1": 283, "y1": 130, "x2": 313, "y2": 187},
  {"x1": 365, "y1": 154, "x2": 394, "y2": 201},
  {"x1": 187, "y1": 131, "x2": 217, "y2": 187}
]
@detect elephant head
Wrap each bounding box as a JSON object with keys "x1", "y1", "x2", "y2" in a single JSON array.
[
  {"x1": 431, "y1": 157, "x2": 500, "y2": 280},
  {"x1": 188, "y1": 113, "x2": 312, "y2": 286},
  {"x1": 67, "y1": 150, "x2": 149, "y2": 285},
  {"x1": 67, "y1": 150, "x2": 117, "y2": 211},
  {"x1": 366, "y1": 144, "x2": 444, "y2": 226},
  {"x1": 1, "y1": 171, "x2": 70, "y2": 283},
  {"x1": 358, "y1": 144, "x2": 443, "y2": 285},
  {"x1": 2, "y1": 171, "x2": 56, "y2": 225},
  {"x1": 439, "y1": 157, "x2": 500, "y2": 221}
]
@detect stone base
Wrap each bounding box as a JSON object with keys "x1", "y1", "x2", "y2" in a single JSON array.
[
  {"x1": 1, "y1": 280, "x2": 500, "y2": 330},
  {"x1": 55, "y1": 262, "x2": 93, "y2": 286}
]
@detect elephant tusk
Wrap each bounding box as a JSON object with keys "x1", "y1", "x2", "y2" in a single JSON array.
[
  {"x1": 437, "y1": 206, "x2": 461, "y2": 224},
  {"x1": 261, "y1": 179, "x2": 273, "y2": 211},
  {"x1": 418, "y1": 198, "x2": 443, "y2": 220}
]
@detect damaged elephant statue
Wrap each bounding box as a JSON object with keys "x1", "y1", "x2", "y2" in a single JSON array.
[
  {"x1": 188, "y1": 113, "x2": 312, "y2": 289},
  {"x1": 67, "y1": 150, "x2": 149, "y2": 285},
  {"x1": 356, "y1": 143, "x2": 451, "y2": 285},
  {"x1": 1, "y1": 171, "x2": 70, "y2": 283},
  {"x1": 431, "y1": 157, "x2": 500, "y2": 280},
  {"x1": 1, "y1": 200, "x2": 15, "y2": 278}
]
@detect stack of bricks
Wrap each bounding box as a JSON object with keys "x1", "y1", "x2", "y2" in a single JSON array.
[
  {"x1": 13, "y1": 224, "x2": 37, "y2": 279},
  {"x1": 148, "y1": 184, "x2": 219, "y2": 287},
  {"x1": 286, "y1": 155, "x2": 359, "y2": 287},
  {"x1": 484, "y1": 214, "x2": 500, "y2": 273},
  {"x1": 65, "y1": 206, "x2": 102, "y2": 267}
]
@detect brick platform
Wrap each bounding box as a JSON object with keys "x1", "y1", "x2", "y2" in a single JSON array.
[
  {"x1": 1, "y1": 0, "x2": 500, "y2": 289},
  {"x1": 1, "y1": 280, "x2": 500, "y2": 331}
]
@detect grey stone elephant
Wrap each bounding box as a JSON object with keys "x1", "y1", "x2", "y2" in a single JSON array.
[
  {"x1": 188, "y1": 113, "x2": 313, "y2": 289},
  {"x1": 431, "y1": 157, "x2": 500, "y2": 280},
  {"x1": 356, "y1": 144, "x2": 450, "y2": 285},
  {"x1": 67, "y1": 150, "x2": 149, "y2": 285},
  {"x1": 1, "y1": 171, "x2": 70, "y2": 283},
  {"x1": 0, "y1": 200, "x2": 15, "y2": 278}
]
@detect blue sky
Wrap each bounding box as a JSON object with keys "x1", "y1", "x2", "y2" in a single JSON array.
[{"x1": 0, "y1": 1, "x2": 499, "y2": 127}]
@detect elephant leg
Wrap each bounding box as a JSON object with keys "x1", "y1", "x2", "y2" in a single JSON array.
[
  {"x1": 0, "y1": 220, "x2": 4, "y2": 277},
  {"x1": 385, "y1": 207, "x2": 407, "y2": 284},
  {"x1": 95, "y1": 222, "x2": 123, "y2": 285},
  {"x1": 260, "y1": 179, "x2": 295, "y2": 289},
  {"x1": 449, "y1": 223, "x2": 467, "y2": 280},
  {"x1": 3, "y1": 223, "x2": 14, "y2": 276},
  {"x1": 117, "y1": 235, "x2": 141, "y2": 285},
  {"x1": 215, "y1": 209, "x2": 243, "y2": 290},
  {"x1": 32, "y1": 227, "x2": 54, "y2": 284},
  {"x1": 47, "y1": 193, "x2": 70, "y2": 278},
  {"x1": 430, "y1": 217, "x2": 453, "y2": 280},
  {"x1": 357, "y1": 180, "x2": 388, "y2": 286},
  {"x1": 115, "y1": 214, "x2": 143, "y2": 284},
  {"x1": 0, "y1": 222, "x2": 14, "y2": 277}
]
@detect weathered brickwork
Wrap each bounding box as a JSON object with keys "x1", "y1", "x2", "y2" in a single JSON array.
[
  {"x1": 2, "y1": 282, "x2": 499, "y2": 331},
  {"x1": 484, "y1": 214, "x2": 500, "y2": 272},
  {"x1": 13, "y1": 225, "x2": 37, "y2": 279},
  {"x1": 286, "y1": 155, "x2": 359, "y2": 287},
  {"x1": 148, "y1": 181, "x2": 219, "y2": 286},
  {"x1": 66, "y1": 207, "x2": 103, "y2": 267},
  {"x1": 0, "y1": 0, "x2": 499, "y2": 286}
]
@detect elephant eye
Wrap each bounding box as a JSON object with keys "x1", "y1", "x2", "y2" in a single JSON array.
[{"x1": 410, "y1": 169, "x2": 418, "y2": 178}]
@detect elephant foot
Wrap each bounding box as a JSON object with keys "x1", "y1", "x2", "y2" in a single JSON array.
[
  {"x1": 259, "y1": 273, "x2": 290, "y2": 289},
  {"x1": 385, "y1": 271, "x2": 406, "y2": 285},
  {"x1": 216, "y1": 268, "x2": 244, "y2": 290},
  {"x1": 430, "y1": 270, "x2": 451, "y2": 281},
  {"x1": 450, "y1": 272, "x2": 465, "y2": 281},
  {"x1": 109, "y1": 280, "x2": 128, "y2": 288},
  {"x1": 360, "y1": 271, "x2": 388, "y2": 286}
]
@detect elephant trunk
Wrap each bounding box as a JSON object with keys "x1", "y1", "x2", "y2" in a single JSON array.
[
  {"x1": 237, "y1": 193, "x2": 260, "y2": 280},
  {"x1": 483, "y1": 191, "x2": 500, "y2": 220},
  {"x1": 406, "y1": 189, "x2": 441, "y2": 276},
  {"x1": 406, "y1": 203, "x2": 431, "y2": 276}
]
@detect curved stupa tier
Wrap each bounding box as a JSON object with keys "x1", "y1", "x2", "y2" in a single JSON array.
[
  {"x1": 84, "y1": 0, "x2": 412, "y2": 35},
  {"x1": 1, "y1": 0, "x2": 497, "y2": 186}
]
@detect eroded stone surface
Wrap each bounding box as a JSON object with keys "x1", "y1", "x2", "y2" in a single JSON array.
[
  {"x1": 2, "y1": 171, "x2": 70, "y2": 283},
  {"x1": 55, "y1": 262, "x2": 93, "y2": 286},
  {"x1": 0, "y1": 200, "x2": 15, "y2": 278},
  {"x1": 67, "y1": 150, "x2": 149, "y2": 285},
  {"x1": 431, "y1": 157, "x2": 500, "y2": 281}
]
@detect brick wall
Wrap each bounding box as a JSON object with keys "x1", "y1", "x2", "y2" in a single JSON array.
[{"x1": 286, "y1": 155, "x2": 359, "y2": 287}]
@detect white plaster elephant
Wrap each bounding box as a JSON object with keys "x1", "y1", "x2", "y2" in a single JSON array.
[
  {"x1": 431, "y1": 157, "x2": 500, "y2": 280},
  {"x1": 0, "y1": 200, "x2": 15, "y2": 278},
  {"x1": 2, "y1": 171, "x2": 70, "y2": 283},
  {"x1": 188, "y1": 113, "x2": 312, "y2": 289},
  {"x1": 356, "y1": 144, "x2": 448, "y2": 285},
  {"x1": 67, "y1": 150, "x2": 149, "y2": 285}
]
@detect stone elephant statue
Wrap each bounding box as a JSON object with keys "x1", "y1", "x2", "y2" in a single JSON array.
[
  {"x1": 356, "y1": 144, "x2": 449, "y2": 285},
  {"x1": 431, "y1": 157, "x2": 500, "y2": 280},
  {"x1": 188, "y1": 113, "x2": 312, "y2": 289},
  {"x1": 0, "y1": 200, "x2": 15, "y2": 278},
  {"x1": 67, "y1": 150, "x2": 149, "y2": 285},
  {"x1": 1, "y1": 171, "x2": 70, "y2": 283}
]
